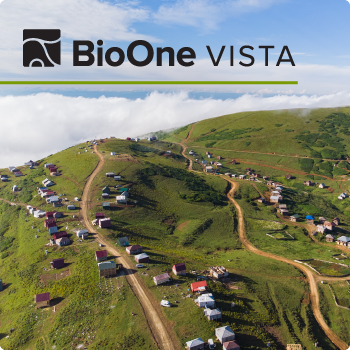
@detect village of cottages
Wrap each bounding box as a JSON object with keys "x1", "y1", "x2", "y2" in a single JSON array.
[{"x1": 1, "y1": 137, "x2": 350, "y2": 350}]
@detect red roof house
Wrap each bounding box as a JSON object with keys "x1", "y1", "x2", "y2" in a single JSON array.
[
  {"x1": 53, "y1": 231, "x2": 68, "y2": 240},
  {"x1": 50, "y1": 258, "x2": 65, "y2": 269},
  {"x1": 172, "y1": 263, "x2": 186, "y2": 276},
  {"x1": 126, "y1": 245, "x2": 143, "y2": 255},
  {"x1": 95, "y1": 250, "x2": 107, "y2": 262},
  {"x1": 191, "y1": 280, "x2": 207, "y2": 293}
]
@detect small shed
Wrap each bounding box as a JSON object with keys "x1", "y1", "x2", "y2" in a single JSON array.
[
  {"x1": 306, "y1": 215, "x2": 315, "y2": 225},
  {"x1": 35, "y1": 292, "x2": 50, "y2": 308},
  {"x1": 135, "y1": 253, "x2": 150, "y2": 263},
  {"x1": 333, "y1": 217, "x2": 340, "y2": 226},
  {"x1": 116, "y1": 195, "x2": 127, "y2": 204},
  {"x1": 67, "y1": 204, "x2": 75, "y2": 210},
  {"x1": 54, "y1": 212, "x2": 63, "y2": 218},
  {"x1": 258, "y1": 198, "x2": 265, "y2": 203},
  {"x1": 215, "y1": 325, "x2": 235, "y2": 344},
  {"x1": 95, "y1": 212, "x2": 105, "y2": 220},
  {"x1": 102, "y1": 193, "x2": 109, "y2": 199},
  {"x1": 285, "y1": 174, "x2": 292, "y2": 180},
  {"x1": 76, "y1": 229, "x2": 88, "y2": 237},
  {"x1": 117, "y1": 237, "x2": 129, "y2": 247},
  {"x1": 53, "y1": 231, "x2": 68, "y2": 240},
  {"x1": 96, "y1": 250, "x2": 107, "y2": 262},
  {"x1": 191, "y1": 280, "x2": 207, "y2": 293},
  {"x1": 172, "y1": 263, "x2": 186, "y2": 276},
  {"x1": 319, "y1": 183, "x2": 326, "y2": 189},
  {"x1": 153, "y1": 273, "x2": 170, "y2": 285},
  {"x1": 204, "y1": 308, "x2": 222, "y2": 321},
  {"x1": 106, "y1": 172, "x2": 115, "y2": 177},
  {"x1": 114, "y1": 175, "x2": 121, "y2": 181},
  {"x1": 51, "y1": 258, "x2": 65, "y2": 269},
  {"x1": 126, "y1": 245, "x2": 143, "y2": 255},
  {"x1": 99, "y1": 218, "x2": 111, "y2": 228}
]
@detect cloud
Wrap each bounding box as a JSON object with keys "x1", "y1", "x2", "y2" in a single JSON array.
[
  {"x1": 1, "y1": 91, "x2": 350, "y2": 167},
  {"x1": 154, "y1": 0, "x2": 284, "y2": 30},
  {"x1": 0, "y1": 0, "x2": 156, "y2": 51}
]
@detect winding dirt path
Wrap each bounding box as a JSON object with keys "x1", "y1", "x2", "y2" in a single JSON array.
[
  {"x1": 80, "y1": 145, "x2": 178, "y2": 350},
  {"x1": 177, "y1": 134, "x2": 349, "y2": 350},
  {"x1": 225, "y1": 180, "x2": 348, "y2": 349}
]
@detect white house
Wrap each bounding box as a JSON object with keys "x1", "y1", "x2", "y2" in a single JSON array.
[
  {"x1": 117, "y1": 195, "x2": 127, "y2": 204},
  {"x1": 46, "y1": 196, "x2": 59, "y2": 204},
  {"x1": 186, "y1": 338, "x2": 205, "y2": 350},
  {"x1": 195, "y1": 293, "x2": 215, "y2": 308},
  {"x1": 215, "y1": 326, "x2": 235, "y2": 344},
  {"x1": 205, "y1": 166, "x2": 213, "y2": 173},
  {"x1": 76, "y1": 229, "x2": 88, "y2": 237}
]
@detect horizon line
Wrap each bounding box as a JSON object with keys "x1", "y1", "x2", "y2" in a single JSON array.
[{"x1": 0, "y1": 81, "x2": 298, "y2": 85}]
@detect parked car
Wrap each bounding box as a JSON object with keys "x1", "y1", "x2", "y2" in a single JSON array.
[
  {"x1": 160, "y1": 300, "x2": 171, "y2": 307},
  {"x1": 136, "y1": 264, "x2": 144, "y2": 268}
]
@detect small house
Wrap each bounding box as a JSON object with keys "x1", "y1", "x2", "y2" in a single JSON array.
[
  {"x1": 54, "y1": 212, "x2": 63, "y2": 219},
  {"x1": 102, "y1": 202, "x2": 110, "y2": 210},
  {"x1": 225, "y1": 173, "x2": 232, "y2": 177},
  {"x1": 216, "y1": 163, "x2": 223, "y2": 168},
  {"x1": 280, "y1": 209, "x2": 289, "y2": 216},
  {"x1": 95, "y1": 213, "x2": 105, "y2": 221},
  {"x1": 95, "y1": 250, "x2": 107, "y2": 262},
  {"x1": 110, "y1": 152, "x2": 116, "y2": 156},
  {"x1": 279, "y1": 204, "x2": 287, "y2": 209},
  {"x1": 106, "y1": 172, "x2": 115, "y2": 177},
  {"x1": 319, "y1": 217, "x2": 327, "y2": 224},
  {"x1": 270, "y1": 195, "x2": 280, "y2": 203},
  {"x1": 186, "y1": 338, "x2": 205, "y2": 350},
  {"x1": 337, "y1": 236, "x2": 350, "y2": 246},
  {"x1": 215, "y1": 325, "x2": 235, "y2": 344},
  {"x1": 333, "y1": 217, "x2": 340, "y2": 226},
  {"x1": 306, "y1": 215, "x2": 315, "y2": 225},
  {"x1": 202, "y1": 160, "x2": 207, "y2": 165},
  {"x1": 208, "y1": 154, "x2": 213, "y2": 158},
  {"x1": 324, "y1": 221, "x2": 336, "y2": 231},
  {"x1": 98, "y1": 261, "x2": 117, "y2": 277},
  {"x1": 258, "y1": 198, "x2": 265, "y2": 203},
  {"x1": 319, "y1": 183, "x2": 326, "y2": 189},
  {"x1": 35, "y1": 292, "x2": 50, "y2": 308},
  {"x1": 316, "y1": 225, "x2": 326, "y2": 234},
  {"x1": 114, "y1": 175, "x2": 121, "y2": 181},
  {"x1": 67, "y1": 204, "x2": 75, "y2": 210},
  {"x1": 48, "y1": 226, "x2": 58, "y2": 235},
  {"x1": 117, "y1": 237, "x2": 129, "y2": 247},
  {"x1": 195, "y1": 293, "x2": 215, "y2": 308},
  {"x1": 172, "y1": 263, "x2": 186, "y2": 276},
  {"x1": 239, "y1": 175, "x2": 246, "y2": 180},
  {"x1": 153, "y1": 273, "x2": 170, "y2": 285},
  {"x1": 263, "y1": 176, "x2": 269, "y2": 180},
  {"x1": 102, "y1": 186, "x2": 111, "y2": 194},
  {"x1": 285, "y1": 174, "x2": 292, "y2": 180},
  {"x1": 102, "y1": 193, "x2": 109, "y2": 199},
  {"x1": 99, "y1": 218, "x2": 111, "y2": 228},
  {"x1": 126, "y1": 245, "x2": 143, "y2": 255},
  {"x1": 189, "y1": 150, "x2": 194, "y2": 155},
  {"x1": 116, "y1": 195, "x2": 127, "y2": 204},
  {"x1": 53, "y1": 231, "x2": 67, "y2": 240},
  {"x1": 205, "y1": 166, "x2": 213, "y2": 173},
  {"x1": 56, "y1": 237, "x2": 70, "y2": 246},
  {"x1": 231, "y1": 174, "x2": 237, "y2": 178},
  {"x1": 290, "y1": 214, "x2": 300, "y2": 222},
  {"x1": 191, "y1": 280, "x2": 207, "y2": 293},
  {"x1": 135, "y1": 253, "x2": 149, "y2": 263},
  {"x1": 325, "y1": 234, "x2": 335, "y2": 242},
  {"x1": 303, "y1": 181, "x2": 313, "y2": 186},
  {"x1": 12, "y1": 185, "x2": 18, "y2": 192},
  {"x1": 204, "y1": 308, "x2": 222, "y2": 321},
  {"x1": 76, "y1": 229, "x2": 88, "y2": 237},
  {"x1": 50, "y1": 258, "x2": 65, "y2": 269},
  {"x1": 209, "y1": 266, "x2": 229, "y2": 279},
  {"x1": 47, "y1": 196, "x2": 59, "y2": 203},
  {"x1": 223, "y1": 341, "x2": 240, "y2": 350}
]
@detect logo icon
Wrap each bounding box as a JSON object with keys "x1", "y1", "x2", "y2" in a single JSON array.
[{"x1": 23, "y1": 29, "x2": 61, "y2": 67}]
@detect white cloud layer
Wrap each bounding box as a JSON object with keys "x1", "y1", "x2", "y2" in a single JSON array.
[{"x1": 1, "y1": 91, "x2": 350, "y2": 168}]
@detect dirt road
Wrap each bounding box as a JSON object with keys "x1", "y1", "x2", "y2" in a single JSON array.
[
  {"x1": 80, "y1": 145, "x2": 178, "y2": 350},
  {"x1": 225, "y1": 179, "x2": 348, "y2": 350},
  {"x1": 177, "y1": 134, "x2": 349, "y2": 350}
]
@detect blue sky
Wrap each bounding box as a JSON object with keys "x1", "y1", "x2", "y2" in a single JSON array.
[{"x1": 1, "y1": 0, "x2": 350, "y2": 167}]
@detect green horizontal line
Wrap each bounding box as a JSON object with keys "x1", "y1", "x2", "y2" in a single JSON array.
[{"x1": 0, "y1": 81, "x2": 298, "y2": 85}]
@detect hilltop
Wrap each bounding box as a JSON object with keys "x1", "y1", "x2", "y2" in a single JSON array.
[{"x1": 1, "y1": 108, "x2": 350, "y2": 349}]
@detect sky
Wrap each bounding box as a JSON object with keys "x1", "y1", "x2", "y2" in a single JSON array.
[{"x1": 0, "y1": 0, "x2": 350, "y2": 166}]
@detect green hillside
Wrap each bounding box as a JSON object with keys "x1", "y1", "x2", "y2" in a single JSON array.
[{"x1": 2, "y1": 107, "x2": 350, "y2": 349}]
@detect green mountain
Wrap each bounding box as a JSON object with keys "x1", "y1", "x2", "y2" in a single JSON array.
[{"x1": 1, "y1": 108, "x2": 350, "y2": 349}]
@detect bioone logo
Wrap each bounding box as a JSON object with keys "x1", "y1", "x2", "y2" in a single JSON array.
[{"x1": 23, "y1": 29, "x2": 61, "y2": 67}]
